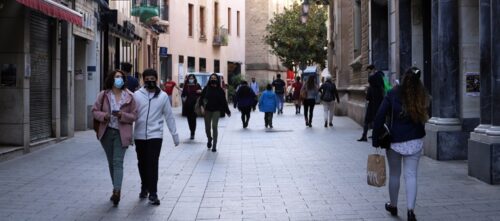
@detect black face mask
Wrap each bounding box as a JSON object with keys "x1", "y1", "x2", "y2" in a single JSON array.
[
  {"x1": 209, "y1": 80, "x2": 218, "y2": 85},
  {"x1": 145, "y1": 81, "x2": 156, "y2": 89}
]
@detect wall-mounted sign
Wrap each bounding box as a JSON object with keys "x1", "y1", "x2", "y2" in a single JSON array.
[
  {"x1": 465, "y1": 72, "x2": 480, "y2": 97},
  {"x1": 159, "y1": 47, "x2": 168, "y2": 57}
]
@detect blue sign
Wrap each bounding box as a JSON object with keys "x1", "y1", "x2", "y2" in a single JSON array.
[{"x1": 159, "y1": 47, "x2": 168, "y2": 57}]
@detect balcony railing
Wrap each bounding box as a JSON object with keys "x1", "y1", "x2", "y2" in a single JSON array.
[
  {"x1": 131, "y1": 0, "x2": 159, "y2": 23},
  {"x1": 213, "y1": 27, "x2": 228, "y2": 46}
]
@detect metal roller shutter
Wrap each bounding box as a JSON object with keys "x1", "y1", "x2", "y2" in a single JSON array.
[{"x1": 30, "y1": 11, "x2": 52, "y2": 142}]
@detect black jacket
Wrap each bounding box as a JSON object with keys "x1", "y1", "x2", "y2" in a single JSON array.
[
  {"x1": 200, "y1": 85, "x2": 231, "y2": 116},
  {"x1": 372, "y1": 87, "x2": 426, "y2": 148},
  {"x1": 318, "y1": 81, "x2": 340, "y2": 103},
  {"x1": 365, "y1": 73, "x2": 385, "y2": 123}
]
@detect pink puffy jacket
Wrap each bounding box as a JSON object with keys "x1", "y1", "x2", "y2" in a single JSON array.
[{"x1": 92, "y1": 90, "x2": 137, "y2": 147}]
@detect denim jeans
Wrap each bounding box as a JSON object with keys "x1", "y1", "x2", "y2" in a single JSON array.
[
  {"x1": 100, "y1": 128, "x2": 127, "y2": 191},
  {"x1": 386, "y1": 148, "x2": 422, "y2": 210},
  {"x1": 276, "y1": 93, "x2": 284, "y2": 112}
]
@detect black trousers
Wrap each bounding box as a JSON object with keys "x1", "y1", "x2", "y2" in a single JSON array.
[
  {"x1": 240, "y1": 107, "x2": 251, "y2": 125},
  {"x1": 303, "y1": 99, "x2": 316, "y2": 123},
  {"x1": 187, "y1": 111, "x2": 197, "y2": 135},
  {"x1": 264, "y1": 112, "x2": 274, "y2": 126},
  {"x1": 135, "y1": 139, "x2": 162, "y2": 194}
]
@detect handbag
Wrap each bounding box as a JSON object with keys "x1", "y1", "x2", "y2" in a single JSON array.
[
  {"x1": 93, "y1": 91, "x2": 106, "y2": 138},
  {"x1": 367, "y1": 149, "x2": 386, "y2": 187},
  {"x1": 300, "y1": 88, "x2": 307, "y2": 100},
  {"x1": 194, "y1": 97, "x2": 205, "y2": 116}
]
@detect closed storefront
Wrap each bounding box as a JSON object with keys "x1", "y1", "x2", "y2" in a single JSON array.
[{"x1": 29, "y1": 11, "x2": 52, "y2": 142}]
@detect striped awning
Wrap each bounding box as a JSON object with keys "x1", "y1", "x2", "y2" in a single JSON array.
[{"x1": 16, "y1": 0, "x2": 83, "y2": 26}]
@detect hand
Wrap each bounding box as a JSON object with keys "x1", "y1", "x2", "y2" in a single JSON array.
[
  {"x1": 173, "y1": 134, "x2": 180, "y2": 146},
  {"x1": 103, "y1": 114, "x2": 110, "y2": 121},
  {"x1": 112, "y1": 111, "x2": 122, "y2": 118},
  {"x1": 196, "y1": 89, "x2": 202, "y2": 94}
]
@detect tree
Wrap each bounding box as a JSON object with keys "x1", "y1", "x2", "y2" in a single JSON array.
[{"x1": 264, "y1": 3, "x2": 328, "y2": 70}]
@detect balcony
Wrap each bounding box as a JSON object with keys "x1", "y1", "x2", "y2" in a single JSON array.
[
  {"x1": 213, "y1": 27, "x2": 228, "y2": 47},
  {"x1": 131, "y1": 0, "x2": 159, "y2": 23}
]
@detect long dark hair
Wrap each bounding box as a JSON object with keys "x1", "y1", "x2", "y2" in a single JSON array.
[
  {"x1": 400, "y1": 67, "x2": 429, "y2": 124},
  {"x1": 104, "y1": 70, "x2": 127, "y2": 90},
  {"x1": 185, "y1": 74, "x2": 198, "y2": 85},
  {"x1": 305, "y1": 76, "x2": 316, "y2": 90}
]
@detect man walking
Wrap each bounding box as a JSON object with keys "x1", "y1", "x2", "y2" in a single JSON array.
[
  {"x1": 358, "y1": 65, "x2": 385, "y2": 141},
  {"x1": 163, "y1": 77, "x2": 181, "y2": 106},
  {"x1": 133, "y1": 69, "x2": 179, "y2": 205},
  {"x1": 272, "y1": 74, "x2": 286, "y2": 115},
  {"x1": 121, "y1": 62, "x2": 139, "y2": 92}
]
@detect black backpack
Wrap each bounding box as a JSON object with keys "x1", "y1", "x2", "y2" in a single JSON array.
[{"x1": 321, "y1": 84, "x2": 334, "y2": 102}]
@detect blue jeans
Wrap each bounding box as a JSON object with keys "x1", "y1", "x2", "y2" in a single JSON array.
[
  {"x1": 386, "y1": 148, "x2": 421, "y2": 210},
  {"x1": 276, "y1": 93, "x2": 284, "y2": 112},
  {"x1": 100, "y1": 128, "x2": 127, "y2": 191}
]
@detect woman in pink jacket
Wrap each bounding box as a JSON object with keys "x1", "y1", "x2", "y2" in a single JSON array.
[{"x1": 92, "y1": 70, "x2": 137, "y2": 206}]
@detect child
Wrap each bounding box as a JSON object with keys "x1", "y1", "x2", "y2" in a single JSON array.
[{"x1": 259, "y1": 84, "x2": 278, "y2": 128}]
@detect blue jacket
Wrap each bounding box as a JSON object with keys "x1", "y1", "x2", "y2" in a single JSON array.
[
  {"x1": 372, "y1": 87, "x2": 426, "y2": 147},
  {"x1": 259, "y1": 90, "x2": 278, "y2": 113}
]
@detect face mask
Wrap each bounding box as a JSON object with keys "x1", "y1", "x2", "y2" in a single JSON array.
[
  {"x1": 145, "y1": 80, "x2": 156, "y2": 89},
  {"x1": 189, "y1": 79, "x2": 194, "y2": 84},
  {"x1": 114, "y1": 77, "x2": 124, "y2": 88},
  {"x1": 209, "y1": 80, "x2": 218, "y2": 85}
]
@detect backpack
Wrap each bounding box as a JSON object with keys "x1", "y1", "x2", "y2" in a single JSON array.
[{"x1": 322, "y1": 84, "x2": 334, "y2": 102}]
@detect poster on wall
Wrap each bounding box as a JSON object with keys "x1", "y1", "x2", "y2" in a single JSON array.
[{"x1": 465, "y1": 72, "x2": 480, "y2": 97}]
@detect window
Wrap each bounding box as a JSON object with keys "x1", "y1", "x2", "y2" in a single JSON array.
[
  {"x1": 188, "y1": 57, "x2": 195, "y2": 72},
  {"x1": 353, "y1": 0, "x2": 361, "y2": 57},
  {"x1": 188, "y1": 4, "x2": 194, "y2": 37},
  {"x1": 199, "y1": 58, "x2": 206, "y2": 72},
  {"x1": 214, "y1": 2, "x2": 219, "y2": 30},
  {"x1": 161, "y1": 0, "x2": 169, "y2": 21},
  {"x1": 200, "y1": 7, "x2": 206, "y2": 39},
  {"x1": 237, "y1": 11, "x2": 240, "y2": 36},
  {"x1": 179, "y1": 55, "x2": 184, "y2": 63},
  {"x1": 214, "y1": 60, "x2": 220, "y2": 73},
  {"x1": 227, "y1": 7, "x2": 231, "y2": 34}
]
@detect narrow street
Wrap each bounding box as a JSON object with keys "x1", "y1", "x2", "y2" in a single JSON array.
[{"x1": 0, "y1": 105, "x2": 499, "y2": 221}]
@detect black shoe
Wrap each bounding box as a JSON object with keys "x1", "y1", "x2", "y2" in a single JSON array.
[
  {"x1": 385, "y1": 203, "x2": 398, "y2": 216},
  {"x1": 407, "y1": 210, "x2": 416, "y2": 221},
  {"x1": 211, "y1": 146, "x2": 217, "y2": 152},
  {"x1": 305, "y1": 121, "x2": 309, "y2": 126},
  {"x1": 357, "y1": 137, "x2": 368, "y2": 142},
  {"x1": 324, "y1": 122, "x2": 328, "y2": 128},
  {"x1": 329, "y1": 122, "x2": 333, "y2": 127},
  {"x1": 190, "y1": 134, "x2": 194, "y2": 140},
  {"x1": 308, "y1": 123, "x2": 312, "y2": 128},
  {"x1": 111, "y1": 190, "x2": 120, "y2": 206},
  {"x1": 265, "y1": 124, "x2": 268, "y2": 128},
  {"x1": 149, "y1": 194, "x2": 160, "y2": 205},
  {"x1": 139, "y1": 190, "x2": 148, "y2": 199},
  {"x1": 207, "y1": 139, "x2": 212, "y2": 148},
  {"x1": 269, "y1": 125, "x2": 273, "y2": 129}
]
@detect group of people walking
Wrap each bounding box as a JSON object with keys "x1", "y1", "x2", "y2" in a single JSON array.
[{"x1": 92, "y1": 62, "x2": 429, "y2": 221}]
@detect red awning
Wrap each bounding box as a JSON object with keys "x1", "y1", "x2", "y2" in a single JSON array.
[{"x1": 17, "y1": 0, "x2": 83, "y2": 26}]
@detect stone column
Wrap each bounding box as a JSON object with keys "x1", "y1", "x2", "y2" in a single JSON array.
[
  {"x1": 468, "y1": 0, "x2": 500, "y2": 185},
  {"x1": 424, "y1": 0, "x2": 465, "y2": 160}
]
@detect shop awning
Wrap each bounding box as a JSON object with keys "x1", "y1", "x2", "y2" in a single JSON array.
[{"x1": 16, "y1": 0, "x2": 83, "y2": 26}]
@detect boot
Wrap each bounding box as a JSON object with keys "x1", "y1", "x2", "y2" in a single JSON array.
[
  {"x1": 407, "y1": 210, "x2": 417, "y2": 221},
  {"x1": 207, "y1": 138, "x2": 212, "y2": 149},
  {"x1": 111, "y1": 190, "x2": 120, "y2": 206},
  {"x1": 385, "y1": 203, "x2": 397, "y2": 216},
  {"x1": 357, "y1": 135, "x2": 368, "y2": 142},
  {"x1": 324, "y1": 121, "x2": 328, "y2": 128},
  {"x1": 149, "y1": 193, "x2": 160, "y2": 206},
  {"x1": 212, "y1": 143, "x2": 217, "y2": 152}
]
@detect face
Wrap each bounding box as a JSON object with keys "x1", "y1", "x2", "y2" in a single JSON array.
[
  {"x1": 252, "y1": 78, "x2": 255, "y2": 82},
  {"x1": 210, "y1": 75, "x2": 218, "y2": 81}
]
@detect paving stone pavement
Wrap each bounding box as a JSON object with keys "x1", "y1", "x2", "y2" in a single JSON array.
[{"x1": 1, "y1": 105, "x2": 500, "y2": 221}]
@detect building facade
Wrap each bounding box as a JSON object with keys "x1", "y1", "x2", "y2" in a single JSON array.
[
  {"x1": 158, "y1": 0, "x2": 246, "y2": 107},
  {"x1": 245, "y1": 0, "x2": 297, "y2": 85},
  {"x1": 332, "y1": 0, "x2": 500, "y2": 184}
]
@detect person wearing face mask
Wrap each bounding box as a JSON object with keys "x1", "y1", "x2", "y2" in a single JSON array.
[
  {"x1": 92, "y1": 70, "x2": 138, "y2": 206},
  {"x1": 133, "y1": 69, "x2": 180, "y2": 205},
  {"x1": 181, "y1": 74, "x2": 202, "y2": 139},
  {"x1": 199, "y1": 73, "x2": 231, "y2": 152}
]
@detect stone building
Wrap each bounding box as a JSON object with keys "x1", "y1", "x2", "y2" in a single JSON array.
[
  {"x1": 245, "y1": 0, "x2": 297, "y2": 84},
  {"x1": 332, "y1": 0, "x2": 500, "y2": 184}
]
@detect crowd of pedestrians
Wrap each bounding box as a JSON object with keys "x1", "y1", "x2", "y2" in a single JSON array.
[{"x1": 92, "y1": 64, "x2": 428, "y2": 221}]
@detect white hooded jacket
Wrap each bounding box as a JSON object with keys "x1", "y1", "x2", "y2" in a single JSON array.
[{"x1": 133, "y1": 87, "x2": 179, "y2": 144}]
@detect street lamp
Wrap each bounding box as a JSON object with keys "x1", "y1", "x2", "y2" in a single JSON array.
[{"x1": 301, "y1": 0, "x2": 310, "y2": 24}]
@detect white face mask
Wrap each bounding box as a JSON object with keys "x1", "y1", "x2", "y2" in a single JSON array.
[{"x1": 189, "y1": 79, "x2": 194, "y2": 84}]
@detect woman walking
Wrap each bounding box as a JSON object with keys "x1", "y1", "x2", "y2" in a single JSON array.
[
  {"x1": 92, "y1": 70, "x2": 137, "y2": 206},
  {"x1": 181, "y1": 74, "x2": 202, "y2": 139},
  {"x1": 318, "y1": 76, "x2": 340, "y2": 127},
  {"x1": 372, "y1": 67, "x2": 429, "y2": 221},
  {"x1": 259, "y1": 84, "x2": 278, "y2": 128},
  {"x1": 291, "y1": 76, "x2": 303, "y2": 114},
  {"x1": 199, "y1": 74, "x2": 231, "y2": 152},
  {"x1": 233, "y1": 81, "x2": 257, "y2": 128},
  {"x1": 301, "y1": 77, "x2": 319, "y2": 127}
]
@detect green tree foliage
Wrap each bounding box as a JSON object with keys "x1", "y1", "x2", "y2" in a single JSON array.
[{"x1": 264, "y1": 3, "x2": 328, "y2": 70}]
